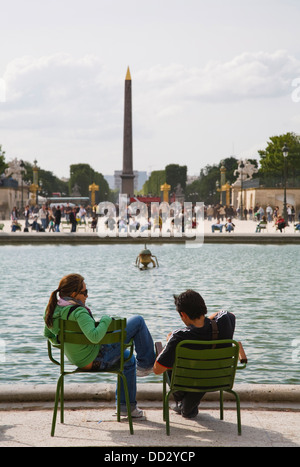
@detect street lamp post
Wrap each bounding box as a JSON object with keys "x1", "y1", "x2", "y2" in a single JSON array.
[
  {"x1": 282, "y1": 143, "x2": 289, "y2": 224},
  {"x1": 20, "y1": 160, "x2": 25, "y2": 212},
  {"x1": 240, "y1": 160, "x2": 245, "y2": 220}
]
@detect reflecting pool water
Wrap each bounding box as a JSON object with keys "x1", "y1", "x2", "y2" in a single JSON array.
[{"x1": 0, "y1": 243, "x2": 299, "y2": 385}]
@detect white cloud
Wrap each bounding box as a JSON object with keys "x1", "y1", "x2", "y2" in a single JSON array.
[
  {"x1": 136, "y1": 50, "x2": 300, "y2": 105},
  {"x1": 2, "y1": 50, "x2": 299, "y2": 124},
  {"x1": 1, "y1": 54, "x2": 121, "y2": 135},
  {"x1": 1, "y1": 49, "x2": 300, "y2": 177}
]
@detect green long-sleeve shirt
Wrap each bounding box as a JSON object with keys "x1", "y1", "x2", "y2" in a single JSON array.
[{"x1": 44, "y1": 304, "x2": 112, "y2": 368}]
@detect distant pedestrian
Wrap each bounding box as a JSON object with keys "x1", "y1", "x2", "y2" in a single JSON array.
[
  {"x1": 24, "y1": 205, "x2": 30, "y2": 229},
  {"x1": 11, "y1": 206, "x2": 18, "y2": 222},
  {"x1": 287, "y1": 206, "x2": 292, "y2": 223},
  {"x1": 55, "y1": 206, "x2": 61, "y2": 232},
  {"x1": 291, "y1": 206, "x2": 295, "y2": 223},
  {"x1": 258, "y1": 206, "x2": 264, "y2": 220},
  {"x1": 65, "y1": 203, "x2": 72, "y2": 222},
  {"x1": 91, "y1": 216, "x2": 97, "y2": 232},
  {"x1": 79, "y1": 205, "x2": 87, "y2": 223},
  {"x1": 69, "y1": 207, "x2": 77, "y2": 232},
  {"x1": 266, "y1": 204, "x2": 273, "y2": 223},
  {"x1": 39, "y1": 204, "x2": 47, "y2": 230}
]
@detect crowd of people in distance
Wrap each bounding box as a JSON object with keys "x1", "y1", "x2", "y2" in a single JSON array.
[
  {"x1": 207, "y1": 203, "x2": 300, "y2": 233},
  {"x1": 10, "y1": 202, "x2": 201, "y2": 234},
  {"x1": 10, "y1": 203, "x2": 97, "y2": 233},
  {"x1": 9, "y1": 201, "x2": 300, "y2": 234}
]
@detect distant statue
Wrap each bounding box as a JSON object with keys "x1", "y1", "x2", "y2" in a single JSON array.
[
  {"x1": 71, "y1": 183, "x2": 81, "y2": 196},
  {"x1": 5, "y1": 158, "x2": 26, "y2": 184},
  {"x1": 175, "y1": 183, "x2": 184, "y2": 202},
  {"x1": 175, "y1": 183, "x2": 183, "y2": 195},
  {"x1": 233, "y1": 159, "x2": 258, "y2": 185}
]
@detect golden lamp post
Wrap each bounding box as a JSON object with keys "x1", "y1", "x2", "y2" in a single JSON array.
[
  {"x1": 160, "y1": 182, "x2": 171, "y2": 203},
  {"x1": 89, "y1": 182, "x2": 99, "y2": 206},
  {"x1": 216, "y1": 162, "x2": 231, "y2": 206},
  {"x1": 30, "y1": 159, "x2": 39, "y2": 205}
]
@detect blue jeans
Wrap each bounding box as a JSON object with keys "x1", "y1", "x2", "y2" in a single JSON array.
[{"x1": 92, "y1": 315, "x2": 155, "y2": 409}]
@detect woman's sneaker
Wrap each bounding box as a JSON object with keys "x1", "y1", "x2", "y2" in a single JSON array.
[
  {"x1": 119, "y1": 406, "x2": 145, "y2": 419},
  {"x1": 136, "y1": 366, "x2": 153, "y2": 377},
  {"x1": 130, "y1": 406, "x2": 144, "y2": 418}
]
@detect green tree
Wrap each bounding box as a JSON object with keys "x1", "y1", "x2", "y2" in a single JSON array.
[
  {"x1": 0, "y1": 145, "x2": 7, "y2": 175},
  {"x1": 22, "y1": 162, "x2": 68, "y2": 197},
  {"x1": 165, "y1": 164, "x2": 187, "y2": 193},
  {"x1": 186, "y1": 157, "x2": 241, "y2": 204},
  {"x1": 142, "y1": 170, "x2": 166, "y2": 196},
  {"x1": 69, "y1": 163, "x2": 111, "y2": 202},
  {"x1": 186, "y1": 164, "x2": 220, "y2": 204},
  {"x1": 258, "y1": 132, "x2": 300, "y2": 186}
]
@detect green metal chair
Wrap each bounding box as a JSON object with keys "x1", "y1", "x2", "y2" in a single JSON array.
[
  {"x1": 162, "y1": 339, "x2": 247, "y2": 436},
  {"x1": 47, "y1": 317, "x2": 134, "y2": 436}
]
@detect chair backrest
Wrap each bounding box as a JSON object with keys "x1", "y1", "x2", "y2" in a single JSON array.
[
  {"x1": 57, "y1": 317, "x2": 127, "y2": 370},
  {"x1": 170, "y1": 339, "x2": 239, "y2": 393}
]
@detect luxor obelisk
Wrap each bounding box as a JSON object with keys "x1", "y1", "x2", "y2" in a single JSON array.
[{"x1": 121, "y1": 67, "x2": 135, "y2": 197}]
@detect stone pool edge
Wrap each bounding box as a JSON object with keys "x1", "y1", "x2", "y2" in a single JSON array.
[
  {"x1": 0, "y1": 383, "x2": 299, "y2": 406},
  {"x1": 1, "y1": 232, "x2": 300, "y2": 245}
]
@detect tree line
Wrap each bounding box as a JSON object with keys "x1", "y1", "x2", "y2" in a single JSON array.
[
  {"x1": 143, "y1": 132, "x2": 300, "y2": 204},
  {"x1": 1, "y1": 132, "x2": 300, "y2": 204}
]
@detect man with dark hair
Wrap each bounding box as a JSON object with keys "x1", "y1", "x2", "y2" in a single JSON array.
[{"x1": 153, "y1": 289, "x2": 235, "y2": 419}]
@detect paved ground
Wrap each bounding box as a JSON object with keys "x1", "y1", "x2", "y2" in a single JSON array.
[
  {"x1": 1, "y1": 402, "x2": 300, "y2": 448},
  {"x1": 0, "y1": 384, "x2": 299, "y2": 448}
]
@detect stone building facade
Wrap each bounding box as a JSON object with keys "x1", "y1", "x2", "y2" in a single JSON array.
[
  {"x1": 231, "y1": 183, "x2": 300, "y2": 214},
  {"x1": 0, "y1": 179, "x2": 30, "y2": 219}
]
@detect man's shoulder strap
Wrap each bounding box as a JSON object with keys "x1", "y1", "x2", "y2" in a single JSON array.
[{"x1": 211, "y1": 319, "x2": 219, "y2": 348}]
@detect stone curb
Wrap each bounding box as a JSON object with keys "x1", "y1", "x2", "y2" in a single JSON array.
[
  {"x1": 1, "y1": 233, "x2": 300, "y2": 245},
  {"x1": 0, "y1": 383, "x2": 300, "y2": 403}
]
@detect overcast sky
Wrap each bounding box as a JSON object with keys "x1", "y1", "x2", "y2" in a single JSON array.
[{"x1": 1, "y1": 0, "x2": 300, "y2": 179}]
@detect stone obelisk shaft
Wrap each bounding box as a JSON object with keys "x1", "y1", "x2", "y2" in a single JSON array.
[{"x1": 121, "y1": 67, "x2": 135, "y2": 197}]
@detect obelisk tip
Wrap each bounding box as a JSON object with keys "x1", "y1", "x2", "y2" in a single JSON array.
[{"x1": 125, "y1": 67, "x2": 131, "y2": 80}]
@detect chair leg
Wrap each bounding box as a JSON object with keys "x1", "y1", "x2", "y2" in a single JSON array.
[
  {"x1": 220, "y1": 390, "x2": 224, "y2": 420},
  {"x1": 60, "y1": 374, "x2": 64, "y2": 424},
  {"x1": 119, "y1": 373, "x2": 134, "y2": 435},
  {"x1": 227, "y1": 389, "x2": 242, "y2": 435},
  {"x1": 163, "y1": 374, "x2": 167, "y2": 421},
  {"x1": 164, "y1": 392, "x2": 171, "y2": 436},
  {"x1": 116, "y1": 375, "x2": 121, "y2": 422},
  {"x1": 51, "y1": 375, "x2": 63, "y2": 437}
]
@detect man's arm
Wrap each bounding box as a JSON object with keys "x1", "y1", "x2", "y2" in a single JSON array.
[
  {"x1": 153, "y1": 359, "x2": 167, "y2": 375},
  {"x1": 153, "y1": 339, "x2": 174, "y2": 375}
]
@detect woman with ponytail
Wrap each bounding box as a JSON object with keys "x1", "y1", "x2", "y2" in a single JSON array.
[{"x1": 44, "y1": 273, "x2": 155, "y2": 418}]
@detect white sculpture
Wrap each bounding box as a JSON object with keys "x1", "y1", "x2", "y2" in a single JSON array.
[
  {"x1": 233, "y1": 158, "x2": 258, "y2": 185},
  {"x1": 4, "y1": 158, "x2": 26, "y2": 184}
]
